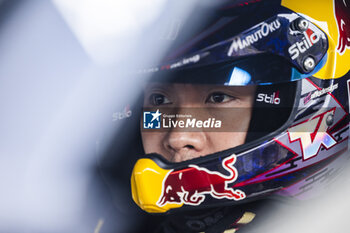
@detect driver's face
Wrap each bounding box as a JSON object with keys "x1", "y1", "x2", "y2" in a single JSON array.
[{"x1": 141, "y1": 83, "x2": 256, "y2": 162}]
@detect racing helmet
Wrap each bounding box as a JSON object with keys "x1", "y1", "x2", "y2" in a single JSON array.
[{"x1": 130, "y1": 0, "x2": 350, "y2": 216}]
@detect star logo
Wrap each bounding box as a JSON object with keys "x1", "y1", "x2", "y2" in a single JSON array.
[
  {"x1": 151, "y1": 109, "x2": 162, "y2": 122},
  {"x1": 143, "y1": 110, "x2": 162, "y2": 129}
]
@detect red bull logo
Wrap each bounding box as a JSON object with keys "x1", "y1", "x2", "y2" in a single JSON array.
[
  {"x1": 334, "y1": 0, "x2": 350, "y2": 55},
  {"x1": 157, "y1": 154, "x2": 246, "y2": 207}
]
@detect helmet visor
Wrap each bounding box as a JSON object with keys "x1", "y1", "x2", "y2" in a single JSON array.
[{"x1": 150, "y1": 54, "x2": 304, "y2": 86}]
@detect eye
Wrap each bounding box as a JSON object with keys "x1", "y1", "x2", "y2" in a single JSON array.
[
  {"x1": 149, "y1": 93, "x2": 172, "y2": 106},
  {"x1": 206, "y1": 92, "x2": 236, "y2": 104}
]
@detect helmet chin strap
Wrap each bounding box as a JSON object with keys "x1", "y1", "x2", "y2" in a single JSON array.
[{"x1": 155, "y1": 206, "x2": 254, "y2": 233}]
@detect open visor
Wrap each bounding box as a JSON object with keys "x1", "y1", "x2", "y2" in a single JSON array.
[{"x1": 137, "y1": 58, "x2": 301, "y2": 213}]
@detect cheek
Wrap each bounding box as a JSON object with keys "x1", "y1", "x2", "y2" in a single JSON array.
[
  {"x1": 206, "y1": 108, "x2": 252, "y2": 151},
  {"x1": 141, "y1": 132, "x2": 165, "y2": 154},
  {"x1": 218, "y1": 107, "x2": 253, "y2": 132}
]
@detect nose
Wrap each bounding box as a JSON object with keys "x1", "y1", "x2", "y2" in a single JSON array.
[{"x1": 163, "y1": 131, "x2": 207, "y2": 162}]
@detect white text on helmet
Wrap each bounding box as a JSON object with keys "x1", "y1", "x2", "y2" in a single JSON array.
[
  {"x1": 170, "y1": 54, "x2": 201, "y2": 69},
  {"x1": 227, "y1": 19, "x2": 281, "y2": 55},
  {"x1": 288, "y1": 29, "x2": 320, "y2": 60},
  {"x1": 311, "y1": 83, "x2": 338, "y2": 99},
  {"x1": 256, "y1": 92, "x2": 280, "y2": 105},
  {"x1": 112, "y1": 106, "x2": 132, "y2": 121}
]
